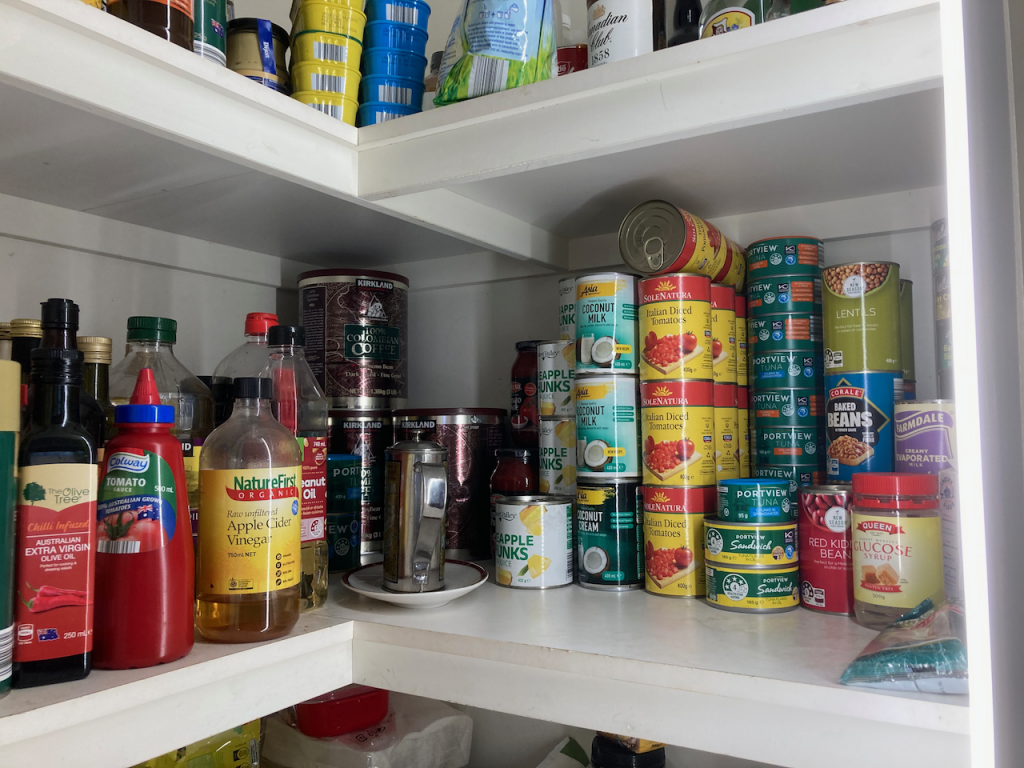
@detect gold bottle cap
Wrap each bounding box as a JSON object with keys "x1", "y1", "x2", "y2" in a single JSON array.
[
  {"x1": 78, "y1": 336, "x2": 113, "y2": 365},
  {"x1": 0, "y1": 359, "x2": 19, "y2": 433},
  {"x1": 10, "y1": 319, "x2": 42, "y2": 338},
  {"x1": 0, "y1": 322, "x2": 10, "y2": 341}
]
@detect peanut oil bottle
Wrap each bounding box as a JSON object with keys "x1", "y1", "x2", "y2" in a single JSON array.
[{"x1": 196, "y1": 377, "x2": 301, "y2": 642}]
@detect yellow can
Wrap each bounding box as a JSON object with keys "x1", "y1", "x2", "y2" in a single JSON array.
[
  {"x1": 714, "y1": 384, "x2": 739, "y2": 481},
  {"x1": 735, "y1": 294, "x2": 748, "y2": 387},
  {"x1": 639, "y1": 380, "x2": 715, "y2": 487},
  {"x1": 710, "y1": 285, "x2": 737, "y2": 384},
  {"x1": 706, "y1": 563, "x2": 800, "y2": 613},
  {"x1": 637, "y1": 274, "x2": 713, "y2": 382},
  {"x1": 291, "y1": 91, "x2": 359, "y2": 125},
  {"x1": 715, "y1": 239, "x2": 747, "y2": 293},
  {"x1": 290, "y1": 0, "x2": 362, "y2": 22},
  {"x1": 292, "y1": 61, "x2": 360, "y2": 100},
  {"x1": 291, "y1": 30, "x2": 363, "y2": 67},
  {"x1": 643, "y1": 511, "x2": 705, "y2": 597},
  {"x1": 291, "y1": 2, "x2": 367, "y2": 37},
  {"x1": 737, "y1": 387, "x2": 750, "y2": 478}
]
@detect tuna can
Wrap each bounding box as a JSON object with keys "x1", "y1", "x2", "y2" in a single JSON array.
[
  {"x1": 329, "y1": 409, "x2": 393, "y2": 562},
  {"x1": 538, "y1": 340, "x2": 575, "y2": 418},
  {"x1": 824, "y1": 372, "x2": 901, "y2": 481},
  {"x1": 576, "y1": 480, "x2": 644, "y2": 591},
  {"x1": 325, "y1": 454, "x2": 362, "y2": 572},
  {"x1": 638, "y1": 274, "x2": 713, "y2": 382},
  {"x1": 643, "y1": 511, "x2": 705, "y2": 597},
  {"x1": 753, "y1": 465, "x2": 824, "y2": 501},
  {"x1": 539, "y1": 419, "x2": 577, "y2": 495},
  {"x1": 705, "y1": 563, "x2": 800, "y2": 612},
  {"x1": 710, "y1": 285, "x2": 737, "y2": 384},
  {"x1": 494, "y1": 496, "x2": 574, "y2": 589},
  {"x1": 748, "y1": 315, "x2": 823, "y2": 354},
  {"x1": 752, "y1": 388, "x2": 823, "y2": 428},
  {"x1": 798, "y1": 484, "x2": 854, "y2": 615},
  {"x1": 713, "y1": 383, "x2": 739, "y2": 481},
  {"x1": 641, "y1": 484, "x2": 716, "y2": 514},
  {"x1": 746, "y1": 274, "x2": 822, "y2": 317},
  {"x1": 704, "y1": 518, "x2": 798, "y2": 567},
  {"x1": 746, "y1": 236, "x2": 824, "y2": 277},
  {"x1": 575, "y1": 273, "x2": 639, "y2": 374},
  {"x1": 717, "y1": 478, "x2": 792, "y2": 522},
  {"x1": 299, "y1": 269, "x2": 409, "y2": 409},
  {"x1": 822, "y1": 261, "x2": 902, "y2": 374},
  {"x1": 751, "y1": 350, "x2": 823, "y2": 390},
  {"x1": 900, "y1": 279, "x2": 916, "y2": 400},
  {"x1": 575, "y1": 375, "x2": 641, "y2": 478},
  {"x1": 618, "y1": 201, "x2": 737, "y2": 289},
  {"x1": 559, "y1": 276, "x2": 576, "y2": 341},
  {"x1": 734, "y1": 295, "x2": 748, "y2": 387},
  {"x1": 393, "y1": 408, "x2": 505, "y2": 560},
  {"x1": 755, "y1": 427, "x2": 824, "y2": 467},
  {"x1": 737, "y1": 387, "x2": 750, "y2": 477},
  {"x1": 639, "y1": 380, "x2": 715, "y2": 487}
]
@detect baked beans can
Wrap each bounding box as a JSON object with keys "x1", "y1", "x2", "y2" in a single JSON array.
[
  {"x1": 716, "y1": 239, "x2": 747, "y2": 293},
  {"x1": 717, "y1": 478, "x2": 792, "y2": 522},
  {"x1": 299, "y1": 269, "x2": 409, "y2": 409},
  {"x1": 747, "y1": 314, "x2": 823, "y2": 354},
  {"x1": 710, "y1": 285, "x2": 737, "y2": 384},
  {"x1": 752, "y1": 388, "x2": 823, "y2": 428},
  {"x1": 751, "y1": 350, "x2": 823, "y2": 390},
  {"x1": 746, "y1": 236, "x2": 824, "y2": 277},
  {"x1": 494, "y1": 496, "x2": 574, "y2": 589},
  {"x1": 638, "y1": 274, "x2": 713, "y2": 382},
  {"x1": 798, "y1": 484, "x2": 854, "y2": 615},
  {"x1": 822, "y1": 261, "x2": 902, "y2": 374},
  {"x1": 393, "y1": 408, "x2": 505, "y2": 560},
  {"x1": 753, "y1": 465, "x2": 824, "y2": 501},
  {"x1": 900, "y1": 280, "x2": 916, "y2": 400},
  {"x1": 714, "y1": 383, "x2": 739, "y2": 481},
  {"x1": 746, "y1": 274, "x2": 822, "y2": 317},
  {"x1": 575, "y1": 273, "x2": 639, "y2": 375},
  {"x1": 538, "y1": 340, "x2": 575, "y2": 418},
  {"x1": 755, "y1": 427, "x2": 823, "y2": 467},
  {"x1": 639, "y1": 380, "x2": 715, "y2": 487},
  {"x1": 643, "y1": 511, "x2": 705, "y2": 597},
  {"x1": 539, "y1": 418, "x2": 577, "y2": 495},
  {"x1": 737, "y1": 387, "x2": 750, "y2": 477},
  {"x1": 734, "y1": 295, "x2": 748, "y2": 387},
  {"x1": 824, "y1": 372, "x2": 901, "y2": 481},
  {"x1": 705, "y1": 563, "x2": 800, "y2": 612},
  {"x1": 642, "y1": 484, "x2": 716, "y2": 514},
  {"x1": 618, "y1": 201, "x2": 738, "y2": 288},
  {"x1": 559, "y1": 276, "x2": 576, "y2": 342},
  {"x1": 576, "y1": 375, "x2": 641, "y2": 478},
  {"x1": 576, "y1": 480, "x2": 644, "y2": 590},
  {"x1": 704, "y1": 518, "x2": 798, "y2": 568},
  {"x1": 329, "y1": 409, "x2": 393, "y2": 562}
]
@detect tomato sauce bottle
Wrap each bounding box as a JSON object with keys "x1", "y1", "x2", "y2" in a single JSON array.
[
  {"x1": 93, "y1": 369, "x2": 195, "y2": 669},
  {"x1": 489, "y1": 448, "x2": 538, "y2": 557},
  {"x1": 510, "y1": 341, "x2": 541, "y2": 449}
]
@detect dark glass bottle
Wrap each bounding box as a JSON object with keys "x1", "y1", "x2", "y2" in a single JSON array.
[
  {"x1": 79, "y1": 336, "x2": 117, "y2": 443},
  {"x1": 13, "y1": 349, "x2": 96, "y2": 688},
  {"x1": 668, "y1": 0, "x2": 702, "y2": 45},
  {"x1": 9, "y1": 319, "x2": 41, "y2": 430},
  {"x1": 107, "y1": 0, "x2": 194, "y2": 51}
]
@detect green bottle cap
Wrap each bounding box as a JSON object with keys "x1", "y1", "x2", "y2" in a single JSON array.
[{"x1": 126, "y1": 316, "x2": 177, "y2": 343}]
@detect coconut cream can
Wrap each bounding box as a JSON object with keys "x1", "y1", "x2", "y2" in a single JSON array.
[
  {"x1": 576, "y1": 480, "x2": 644, "y2": 590},
  {"x1": 575, "y1": 273, "x2": 639, "y2": 375},
  {"x1": 575, "y1": 375, "x2": 641, "y2": 478}
]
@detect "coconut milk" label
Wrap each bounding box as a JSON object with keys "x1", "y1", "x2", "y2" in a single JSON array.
[
  {"x1": 575, "y1": 274, "x2": 638, "y2": 374},
  {"x1": 575, "y1": 377, "x2": 640, "y2": 478}
]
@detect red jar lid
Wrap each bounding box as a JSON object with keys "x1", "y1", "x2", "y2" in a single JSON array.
[
  {"x1": 852, "y1": 472, "x2": 938, "y2": 498},
  {"x1": 294, "y1": 685, "x2": 390, "y2": 739}
]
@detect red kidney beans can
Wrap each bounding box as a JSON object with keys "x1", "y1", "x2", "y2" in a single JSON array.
[
  {"x1": 797, "y1": 483, "x2": 853, "y2": 615},
  {"x1": 394, "y1": 408, "x2": 506, "y2": 560}
]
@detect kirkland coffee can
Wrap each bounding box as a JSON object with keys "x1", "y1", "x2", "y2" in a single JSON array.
[
  {"x1": 329, "y1": 410, "x2": 392, "y2": 562},
  {"x1": 576, "y1": 480, "x2": 644, "y2": 591},
  {"x1": 797, "y1": 484, "x2": 854, "y2": 615},
  {"x1": 824, "y1": 372, "x2": 902, "y2": 481}
]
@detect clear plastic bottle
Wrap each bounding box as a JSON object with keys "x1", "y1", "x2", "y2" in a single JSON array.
[
  {"x1": 196, "y1": 377, "x2": 301, "y2": 642},
  {"x1": 211, "y1": 312, "x2": 278, "y2": 426},
  {"x1": 109, "y1": 317, "x2": 215, "y2": 544},
  {"x1": 265, "y1": 325, "x2": 329, "y2": 610}
]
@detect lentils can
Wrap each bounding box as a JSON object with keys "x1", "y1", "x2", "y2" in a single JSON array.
[
  {"x1": 494, "y1": 496, "x2": 574, "y2": 588},
  {"x1": 575, "y1": 273, "x2": 639, "y2": 374},
  {"x1": 705, "y1": 563, "x2": 800, "y2": 612},
  {"x1": 329, "y1": 410, "x2": 392, "y2": 562},
  {"x1": 900, "y1": 280, "x2": 917, "y2": 400},
  {"x1": 538, "y1": 340, "x2": 575, "y2": 418},
  {"x1": 746, "y1": 275, "x2": 822, "y2": 317},
  {"x1": 746, "y1": 236, "x2": 824, "y2": 277},
  {"x1": 704, "y1": 519, "x2": 798, "y2": 568},
  {"x1": 643, "y1": 511, "x2": 704, "y2": 597},
  {"x1": 559, "y1": 276, "x2": 576, "y2": 341},
  {"x1": 575, "y1": 375, "x2": 640, "y2": 478},
  {"x1": 539, "y1": 419, "x2": 577, "y2": 495},
  {"x1": 299, "y1": 269, "x2": 408, "y2": 409},
  {"x1": 798, "y1": 484, "x2": 854, "y2": 614},
  {"x1": 710, "y1": 285, "x2": 737, "y2": 384},
  {"x1": 638, "y1": 274, "x2": 713, "y2": 382},
  {"x1": 713, "y1": 383, "x2": 739, "y2": 481},
  {"x1": 639, "y1": 380, "x2": 715, "y2": 487},
  {"x1": 576, "y1": 481, "x2": 644, "y2": 590},
  {"x1": 822, "y1": 261, "x2": 902, "y2": 374}
]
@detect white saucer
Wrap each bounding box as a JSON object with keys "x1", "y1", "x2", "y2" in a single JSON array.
[{"x1": 341, "y1": 560, "x2": 488, "y2": 609}]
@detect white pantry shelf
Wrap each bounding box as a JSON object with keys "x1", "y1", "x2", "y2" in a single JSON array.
[{"x1": 0, "y1": 580, "x2": 969, "y2": 768}]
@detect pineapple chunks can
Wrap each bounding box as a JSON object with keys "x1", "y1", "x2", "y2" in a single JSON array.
[
  {"x1": 539, "y1": 419, "x2": 577, "y2": 495},
  {"x1": 495, "y1": 496, "x2": 575, "y2": 589},
  {"x1": 538, "y1": 340, "x2": 575, "y2": 418}
]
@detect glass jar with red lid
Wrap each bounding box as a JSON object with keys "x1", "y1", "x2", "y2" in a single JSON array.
[
  {"x1": 510, "y1": 341, "x2": 541, "y2": 449},
  {"x1": 490, "y1": 448, "x2": 538, "y2": 557}
]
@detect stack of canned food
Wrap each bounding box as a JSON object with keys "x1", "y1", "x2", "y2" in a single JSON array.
[
  {"x1": 358, "y1": 0, "x2": 430, "y2": 125},
  {"x1": 931, "y1": 218, "x2": 954, "y2": 398},
  {"x1": 747, "y1": 236, "x2": 826, "y2": 500},
  {"x1": 288, "y1": 0, "x2": 367, "y2": 123}
]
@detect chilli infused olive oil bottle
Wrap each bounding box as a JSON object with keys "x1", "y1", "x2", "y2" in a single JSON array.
[{"x1": 196, "y1": 377, "x2": 301, "y2": 642}]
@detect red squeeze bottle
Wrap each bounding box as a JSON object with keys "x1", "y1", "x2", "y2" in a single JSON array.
[{"x1": 93, "y1": 368, "x2": 194, "y2": 669}]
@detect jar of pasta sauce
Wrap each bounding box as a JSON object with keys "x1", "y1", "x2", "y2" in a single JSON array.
[
  {"x1": 490, "y1": 448, "x2": 538, "y2": 557},
  {"x1": 511, "y1": 341, "x2": 541, "y2": 449}
]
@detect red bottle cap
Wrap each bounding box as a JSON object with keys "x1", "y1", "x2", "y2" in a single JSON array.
[
  {"x1": 244, "y1": 312, "x2": 279, "y2": 335},
  {"x1": 852, "y1": 472, "x2": 938, "y2": 497},
  {"x1": 130, "y1": 367, "x2": 162, "y2": 405}
]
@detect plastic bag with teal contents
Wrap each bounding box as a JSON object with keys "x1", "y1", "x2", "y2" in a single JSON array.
[{"x1": 434, "y1": 0, "x2": 555, "y2": 106}]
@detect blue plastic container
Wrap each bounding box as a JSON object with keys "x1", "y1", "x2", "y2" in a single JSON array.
[
  {"x1": 363, "y1": 20, "x2": 428, "y2": 55},
  {"x1": 360, "y1": 74, "x2": 425, "y2": 109},
  {"x1": 357, "y1": 101, "x2": 420, "y2": 126},
  {"x1": 364, "y1": 0, "x2": 430, "y2": 31},
  {"x1": 361, "y1": 47, "x2": 428, "y2": 80}
]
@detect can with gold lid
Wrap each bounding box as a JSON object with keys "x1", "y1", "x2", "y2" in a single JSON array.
[
  {"x1": 227, "y1": 18, "x2": 291, "y2": 93},
  {"x1": 9, "y1": 319, "x2": 41, "y2": 388},
  {"x1": 0, "y1": 323, "x2": 10, "y2": 362}
]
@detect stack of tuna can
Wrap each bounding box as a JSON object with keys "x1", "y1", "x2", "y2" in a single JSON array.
[
  {"x1": 572, "y1": 273, "x2": 645, "y2": 591},
  {"x1": 747, "y1": 237, "x2": 826, "y2": 503}
]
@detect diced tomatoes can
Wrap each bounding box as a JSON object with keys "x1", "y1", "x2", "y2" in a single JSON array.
[
  {"x1": 737, "y1": 387, "x2": 750, "y2": 477},
  {"x1": 643, "y1": 510, "x2": 705, "y2": 597},
  {"x1": 576, "y1": 480, "x2": 644, "y2": 591},
  {"x1": 710, "y1": 285, "x2": 737, "y2": 385},
  {"x1": 714, "y1": 383, "x2": 739, "y2": 481},
  {"x1": 704, "y1": 518, "x2": 798, "y2": 568},
  {"x1": 824, "y1": 371, "x2": 902, "y2": 481},
  {"x1": 717, "y1": 478, "x2": 793, "y2": 522},
  {"x1": 797, "y1": 484, "x2": 854, "y2": 615},
  {"x1": 638, "y1": 274, "x2": 713, "y2": 382},
  {"x1": 576, "y1": 273, "x2": 639, "y2": 375},
  {"x1": 494, "y1": 495, "x2": 574, "y2": 589},
  {"x1": 705, "y1": 562, "x2": 800, "y2": 612},
  {"x1": 822, "y1": 261, "x2": 902, "y2": 374},
  {"x1": 575, "y1": 375, "x2": 641, "y2": 479},
  {"x1": 715, "y1": 239, "x2": 747, "y2": 293},
  {"x1": 641, "y1": 484, "x2": 716, "y2": 514},
  {"x1": 748, "y1": 314, "x2": 823, "y2": 354},
  {"x1": 639, "y1": 380, "x2": 715, "y2": 487},
  {"x1": 746, "y1": 236, "x2": 824, "y2": 277},
  {"x1": 734, "y1": 295, "x2": 748, "y2": 387},
  {"x1": 752, "y1": 388, "x2": 823, "y2": 429}
]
